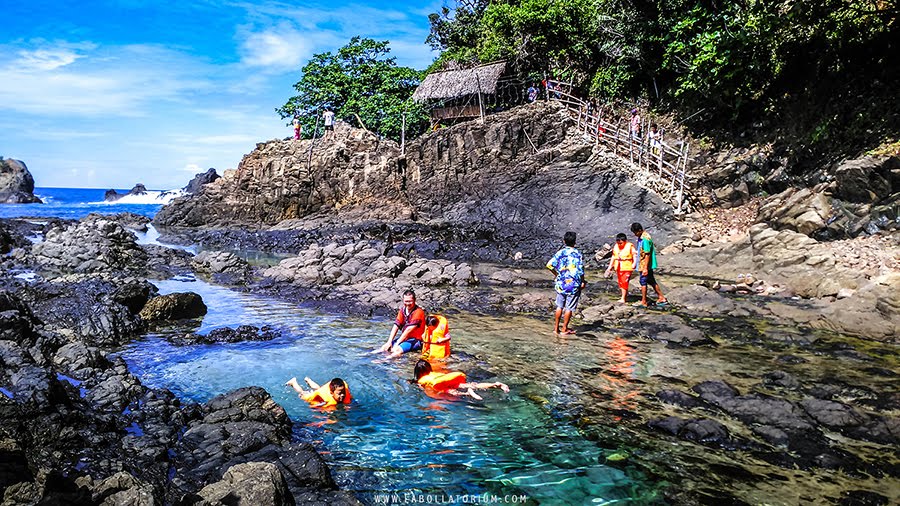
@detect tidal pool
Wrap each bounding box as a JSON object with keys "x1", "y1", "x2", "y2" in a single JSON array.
[{"x1": 118, "y1": 278, "x2": 663, "y2": 505}]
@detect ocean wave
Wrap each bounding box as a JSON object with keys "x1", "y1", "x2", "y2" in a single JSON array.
[{"x1": 94, "y1": 190, "x2": 186, "y2": 205}]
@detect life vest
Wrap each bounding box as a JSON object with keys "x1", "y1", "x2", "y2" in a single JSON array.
[
  {"x1": 422, "y1": 315, "x2": 450, "y2": 360},
  {"x1": 612, "y1": 242, "x2": 637, "y2": 272},
  {"x1": 417, "y1": 371, "x2": 466, "y2": 392},
  {"x1": 396, "y1": 305, "x2": 426, "y2": 340},
  {"x1": 302, "y1": 381, "x2": 352, "y2": 406}
]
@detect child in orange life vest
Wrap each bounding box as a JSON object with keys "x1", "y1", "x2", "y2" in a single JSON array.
[
  {"x1": 414, "y1": 360, "x2": 508, "y2": 401},
  {"x1": 605, "y1": 233, "x2": 638, "y2": 303},
  {"x1": 285, "y1": 376, "x2": 351, "y2": 407},
  {"x1": 422, "y1": 315, "x2": 451, "y2": 360}
]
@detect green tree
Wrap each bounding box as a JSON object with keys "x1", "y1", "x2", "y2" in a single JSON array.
[{"x1": 277, "y1": 37, "x2": 429, "y2": 142}]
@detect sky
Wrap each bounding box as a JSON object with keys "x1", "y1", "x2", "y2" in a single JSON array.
[{"x1": 0, "y1": 0, "x2": 439, "y2": 189}]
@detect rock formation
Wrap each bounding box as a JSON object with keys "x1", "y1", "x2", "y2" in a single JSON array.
[
  {"x1": 183, "y1": 168, "x2": 220, "y2": 194},
  {"x1": 154, "y1": 102, "x2": 683, "y2": 257},
  {"x1": 0, "y1": 158, "x2": 41, "y2": 204},
  {"x1": 32, "y1": 214, "x2": 148, "y2": 274},
  {"x1": 104, "y1": 183, "x2": 147, "y2": 202}
]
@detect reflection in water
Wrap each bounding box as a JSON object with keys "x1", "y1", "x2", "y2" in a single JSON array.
[
  {"x1": 599, "y1": 337, "x2": 639, "y2": 419},
  {"x1": 118, "y1": 279, "x2": 662, "y2": 505}
]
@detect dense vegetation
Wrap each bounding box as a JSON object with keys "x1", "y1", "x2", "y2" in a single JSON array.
[
  {"x1": 280, "y1": 2, "x2": 897, "y2": 162},
  {"x1": 428, "y1": 0, "x2": 899, "y2": 162},
  {"x1": 277, "y1": 37, "x2": 429, "y2": 142}
]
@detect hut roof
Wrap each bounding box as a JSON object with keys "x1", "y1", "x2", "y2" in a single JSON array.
[{"x1": 412, "y1": 61, "x2": 507, "y2": 102}]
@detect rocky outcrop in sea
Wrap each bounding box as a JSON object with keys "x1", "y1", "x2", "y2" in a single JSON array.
[{"x1": 0, "y1": 158, "x2": 41, "y2": 204}]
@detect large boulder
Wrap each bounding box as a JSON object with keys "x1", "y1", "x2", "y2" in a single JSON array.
[
  {"x1": 0, "y1": 158, "x2": 41, "y2": 204},
  {"x1": 139, "y1": 292, "x2": 207, "y2": 323},
  {"x1": 192, "y1": 462, "x2": 293, "y2": 506},
  {"x1": 32, "y1": 215, "x2": 148, "y2": 274}
]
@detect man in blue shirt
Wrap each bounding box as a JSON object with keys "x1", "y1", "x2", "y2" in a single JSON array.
[{"x1": 546, "y1": 231, "x2": 586, "y2": 335}]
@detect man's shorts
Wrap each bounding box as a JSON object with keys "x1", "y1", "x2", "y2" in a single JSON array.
[
  {"x1": 555, "y1": 291, "x2": 581, "y2": 312},
  {"x1": 616, "y1": 270, "x2": 632, "y2": 290},
  {"x1": 394, "y1": 339, "x2": 422, "y2": 353},
  {"x1": 639, "y1": 269, "x2": 657, "y2": 287}
]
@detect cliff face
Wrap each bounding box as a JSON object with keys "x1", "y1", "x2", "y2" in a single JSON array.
[
  {"x1": 154, "y1": 102, "x2": 680, "y2": 250},
  {"x1": 0, "y1": 158, "x2": 41, "y2": 204}
]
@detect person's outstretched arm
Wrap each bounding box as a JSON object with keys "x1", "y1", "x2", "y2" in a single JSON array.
[{"x1": 460, "y1": 381, "x2": 510, "y2": 393}]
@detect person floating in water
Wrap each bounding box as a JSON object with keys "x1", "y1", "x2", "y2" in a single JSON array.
[
  {"x1": 286, "y1": 376, "x2": 351, "y2": 407},
  {"x1": 421, "y1": 314, "x2": 451, "y2": 360},
  {"x1": 375, "y1": 289, "x2": 426, "y2": 357},
  {"x1": 414, "y1": 360, "x2": 508, "y2": 400},
  {"x1": 546, "y1": 231, "x2": 586, "y2": 335},
  {"x1": 605, "y1": 232, "x2": 637, "y2": 304}
]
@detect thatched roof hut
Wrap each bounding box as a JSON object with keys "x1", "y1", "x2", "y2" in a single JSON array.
[{"x1": 412, "y1": 61, "x2": 507, "y2": 103}]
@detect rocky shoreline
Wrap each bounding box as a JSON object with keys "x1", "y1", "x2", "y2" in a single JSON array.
[{"x1": 2, "y1": 102, "x2": 898, "y2": 504}]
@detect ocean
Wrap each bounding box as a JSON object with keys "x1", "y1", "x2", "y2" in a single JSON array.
[{"x1": 0, "y1": 187, "x2": 182, "y2": 220}]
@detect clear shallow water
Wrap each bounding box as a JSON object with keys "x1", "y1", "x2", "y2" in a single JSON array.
[
  {"x1": 117, "y1": 279, "x2": 662, "y2": 505},
  {"x1": 0, "y1": 187, "x2": 170, "y2": 220}
]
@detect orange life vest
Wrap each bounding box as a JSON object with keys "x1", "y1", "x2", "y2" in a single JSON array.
[
  {"x1": 302, "y1": 381, "x2": 352, "y2": 406},
  {"x1": 417, "y1": 371, "x2": 466, "y2": 392},
  {"x1": 612, "y1": 242, "x2": 637, "y2": 272},
  {"x1": 422, "y1": 315, "x2": 450, "y2": 360}
]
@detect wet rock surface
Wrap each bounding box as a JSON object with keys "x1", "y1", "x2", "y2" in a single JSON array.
[{"x1": 0, "y1": 274, "x2": 357, "y2": 504}]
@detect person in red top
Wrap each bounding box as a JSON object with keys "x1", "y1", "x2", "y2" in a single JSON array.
[{"x1": 376, "y1": 289, "x2": 426, "y2": 357}]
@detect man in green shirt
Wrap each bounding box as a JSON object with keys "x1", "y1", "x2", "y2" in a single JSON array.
[{"x1": 631, "y1": 222, "x2": 668, "y2": 308}]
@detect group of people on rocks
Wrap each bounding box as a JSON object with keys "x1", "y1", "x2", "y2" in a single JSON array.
[
  {"x1": 291, "y1": 108, "x2": 335, "y2": 140},
  {"x1": 287, "y1": 222, "x2": 667, "y2": 408},
  {"x1": 287, "y1": 289, "x2": 508, "y2": 408},
  {"x1": 546, "y1": 223, "x2": 667, "y2": 335}
]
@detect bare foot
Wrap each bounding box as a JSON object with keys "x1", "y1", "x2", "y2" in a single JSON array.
[
  {"x1": 561, "y1": 329, "x2": 576, "y2": 335},
  {"x1": 285, "y1": 377, "x2": 298, "y2": 387}
]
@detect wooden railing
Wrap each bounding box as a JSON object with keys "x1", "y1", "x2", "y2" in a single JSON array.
[{"x1": 547, "y1": 81, "x2": 691, "y2": 213}]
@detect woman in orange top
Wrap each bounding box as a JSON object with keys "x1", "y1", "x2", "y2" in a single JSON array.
[
  {"x1": 286, "y1": 376, "x2": 351, "y2": 408},
  {"x1": 605, "y1": 233, "x2": 638, "y2": 303},
  {"x1": 422, "y1": 315, "x2": 451, "y2": 360},
  {"x1": 414, "y1": 360, "x2": 508, "y2": 400}
]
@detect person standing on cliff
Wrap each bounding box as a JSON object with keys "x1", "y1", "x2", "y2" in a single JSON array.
[
  {"x1": 546, "y1": 231, "x2": 586, "y2": 335},
  {"x1": 292, "y1": 115, "x2": 302, "y2": 140},
  {"x1": 631, "y1": 222, "x2": 668, "y2": 308},
  {"x1": 375, "y1": 289, "x2": 426, "y2": 357},
  {"x1": 323, "y1": 108, "x2": 335, "y2": 134}
]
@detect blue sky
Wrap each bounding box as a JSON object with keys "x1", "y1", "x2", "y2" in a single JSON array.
[{"x1": 0, "y1": 0, "x2": 439, "y2": 189}]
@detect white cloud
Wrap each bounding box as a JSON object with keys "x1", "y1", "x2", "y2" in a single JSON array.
[
  {"x1": 0, "y1": 42, "x2": 212, "y2": 116},
  {"x1": 239, "y1": 24, "x2": 310, "y2": 70},
  {"x1": 17, "y1": 47, "x2": 84, "y2": 71}
]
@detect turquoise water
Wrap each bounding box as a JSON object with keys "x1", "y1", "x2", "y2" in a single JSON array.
[
  {"x1": 118, "y1": 278, "x2": 662, "y2": 505},
  {"x1": 0, "y1": 187, "x2": 168, "y2": 220}
]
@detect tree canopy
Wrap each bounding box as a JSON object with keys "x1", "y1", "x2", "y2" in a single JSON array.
[
  {"x1": 426, "y1": 0, "x2": 899, "y2": 157},
  {"x1": 277, "y1": 37, "x2": 428, "y2": 142}
]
